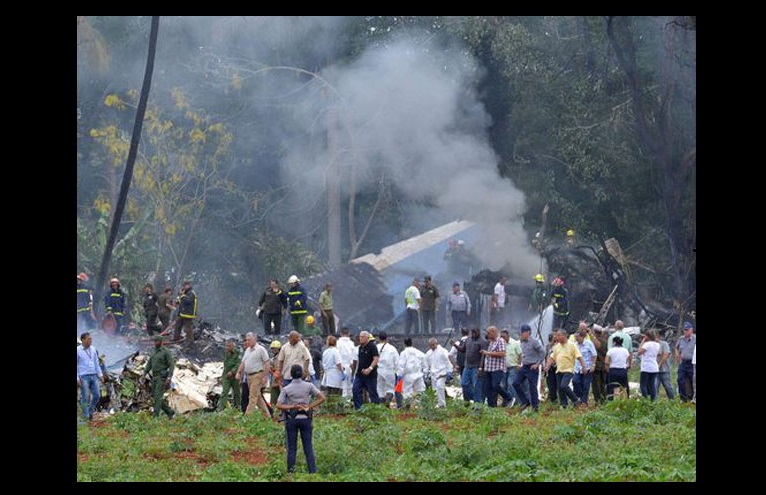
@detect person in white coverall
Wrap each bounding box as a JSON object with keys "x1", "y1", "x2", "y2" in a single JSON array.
[
  {"x1": 376, "y1": 331, "x2": 400, "y2": 406},
  {"x1": 425, "y1": 337, "x2": 452, "y2": 407},
  {"x1": 336, "y1": 327, "x2": 356, "y2": 397},
  {"x1": 397, "y1": 337, "x2": 426, "y2": 407}
]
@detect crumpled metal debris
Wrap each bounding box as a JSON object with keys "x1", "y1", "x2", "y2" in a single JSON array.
[{"x1": 167, "y1": 359, "x2": 223, "y2": 414}]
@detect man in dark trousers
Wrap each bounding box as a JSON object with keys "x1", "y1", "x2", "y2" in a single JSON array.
[
  {"x1": 419, "y1": 275, "x2": 440, "y2": 334},
  {"x1": 675, "y1": 321, "x2": 696, "y2": 402},
  {"x1": 286, "y1": 275, "x2": 308, "y2": 335},
  {"x1": 173, "y1": 280, "x2": 197, "y2": 347},
  {"x1": 77, "y1": 273, "x2": 96, "y2": 335},
  {"x1": 550, "y1": 277, "x2": 570, "y2": 334},
  {"x1": 144, "y1": 335, "x2": 175, "y2": 419},
  {"x1": 157, "y1": 285, "x2": 174, "y2": 331},
  {"x1": 258, "y1": 279, "x2": 288, "y2": 335},
  {"x1": 104, "y1": 277, "x2": 128, "y2": 333},
  {"x1": 142, "y1": 283, "x2": 162, "y2": 336},
  {"x1": 352, "y1": 331, "x2": 380, "y2": 409}
]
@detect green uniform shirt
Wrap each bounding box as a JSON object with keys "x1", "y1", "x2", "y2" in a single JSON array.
[
  {"x1": 223, "y1": 348, "x2": 241, "y2": 375},
  {"x1": 318, "y1": 290, "x2": 333, "y2": 311},
  {"x1": 147, "y1": 346, "x2": 175, "y2": 377}
]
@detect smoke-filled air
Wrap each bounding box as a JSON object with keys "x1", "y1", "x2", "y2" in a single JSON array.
[{"x1": 78, "y1": 16, "x2": 696, "y2": 335}]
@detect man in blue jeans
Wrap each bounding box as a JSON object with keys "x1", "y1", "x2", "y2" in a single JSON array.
[
  {"x1": 77, "y1": 332, "x2": 104, "y2": 421},
  {"x1": 276, "y1": 365, "x2": 326, "y2": 474},
  {"x1": 458, "y1": 327, "x2": 486, "y2": 403},
  {"x1": 545, "y1": 330, "x2": 586, "y2": 408}
]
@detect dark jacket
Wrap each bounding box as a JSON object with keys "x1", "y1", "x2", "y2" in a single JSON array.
[
  {"x1": 460, "y1": 336, "x2": 488, "y2": 368},
  {"x1": 77, "y1": 282, "x2": 92, "y2": 312},
  {"x1": 259, "y1": 287, "x2": 288, "y2": 314},
  {"x1": 143, "y1": 291, "x2": 159, "y2": 320},
  {"x1": 287, "y1": 284, "x2": 308, "y2": 315},
  {"x1": 551, "y1": 286, "x2": 569, "y2": 316},
  {"x1": 105, "y1": 288, "x2": 127, "y2": 316},
  {"x1": 179, "y1": 288, "x2": 198, "y2": 319}
]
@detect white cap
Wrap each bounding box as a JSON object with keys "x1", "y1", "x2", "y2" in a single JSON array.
[{"x1": 288, "y1": 275, "x2": 299, "y2": 284}]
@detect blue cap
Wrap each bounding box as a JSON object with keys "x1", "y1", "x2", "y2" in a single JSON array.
[
  {"x1": 520, "y1": 324, "x2": 531, "y2": 333},
  {"x1": 683, "y1": 321, "x2": 693, "y2": 330}
]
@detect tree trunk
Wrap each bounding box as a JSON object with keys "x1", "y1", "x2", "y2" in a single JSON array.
[{"x1": 94, "y1": 16, "x2": 160, "y2": 313}]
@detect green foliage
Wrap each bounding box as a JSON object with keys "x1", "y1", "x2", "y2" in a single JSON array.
[{"x1": 79, "y1": 397, "x2": 695, "y2": 481}]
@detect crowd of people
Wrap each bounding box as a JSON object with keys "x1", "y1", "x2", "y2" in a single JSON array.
[{"x1": 78, "y1": 267, "x2": 696, "y2": 474}]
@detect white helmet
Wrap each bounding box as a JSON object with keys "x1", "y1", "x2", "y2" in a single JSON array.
[{"x1": 288, "y1": 275, "x2": 299, "y2": 284}]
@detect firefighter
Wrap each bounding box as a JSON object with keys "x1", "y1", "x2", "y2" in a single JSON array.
[
  {"x1": 104, "y1": 278, "x2": 128, "y2": 334},
  {"x1": 286, "y1": 275, "x2": 308, "y2": 335},
  {"x1": 529, "y1": 273, "x2": 549, "y2": 313},
  {"x1": 550, "y1": 276, "x2": 571, "y2": 333},
  {"x1": 173, "y1": 280, "x2": 198, "y2": 347},
  {"x1": 269, "y1": 340, "x2": 283, "y2": 410},
  {"x1": 565, "y1": 229, "x2": 576, "y2": 247},
  {"x1": 77, "y1": 273, "x2": 95, "y2": 334}
]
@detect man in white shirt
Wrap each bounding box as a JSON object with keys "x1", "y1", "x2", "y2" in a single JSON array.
[
  {"x1": 336, "y1": 327, "x2": 356, "y2": 397},
  {"x1": 404, "y1": 278, "x2": 421, "y2": 335},
  {"x1": 492, "y1": 275, "x2": 508, "y2": 327},
  {"x1": 376, "y1": 331, "x2": 400, "y2": 406},
  {"x1": 425, "y1": 337, "x2": 451, "y2": 407}
]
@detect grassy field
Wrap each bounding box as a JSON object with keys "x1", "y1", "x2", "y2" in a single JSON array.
[{"x1": 77, "y1": 392, "x2": 695, "y2": 482}]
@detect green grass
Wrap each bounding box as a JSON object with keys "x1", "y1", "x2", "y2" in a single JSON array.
[{"x1": 77, "y1": 398, "x2": 695, "y2": 481}]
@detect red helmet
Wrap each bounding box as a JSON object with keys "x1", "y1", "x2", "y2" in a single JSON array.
[
  {"x1": 77, "y1": 272, "x2": 89, "y2": 281},
  {"x1": 110, "y1": 278, "x2": 120, "y2": 285},
  {"x1": 552, "y1": 276, "x2": 564, "y2": 287}
]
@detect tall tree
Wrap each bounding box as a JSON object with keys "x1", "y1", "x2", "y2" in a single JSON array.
[{"x1": 94, "y1": 16, "x2": 160, "y2": 314}]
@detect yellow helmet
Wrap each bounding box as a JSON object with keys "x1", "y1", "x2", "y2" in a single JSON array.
[
  {"x1": 534, "y1": 274, "x2": 545, "y2": 283},
  {"x1": 566, "y1": 229, "x2": 575, "y2": 237},
  {"x1": 270, "y1": 340, "x2": 282, "y2": 349},
  {"x1": 306, "y1": 315, "x2": 315, "y2": 325}
]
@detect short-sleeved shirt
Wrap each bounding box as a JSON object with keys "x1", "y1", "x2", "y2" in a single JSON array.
[
  {"x1": 278, "y1": 341, "x2": 311, "y2": 376},
  {"x1": 574, "y1": 340, "x2": 597, "y2": 373},
  {"x1": 520, "y1": 338, "x2": 545, "y2": 365},
  {"x1": 676, "y1": 335, "x2": 696, "y2": 361},
  {"x1": 419, "y1": 284, "x2": 440, "y2": 311},
  {"x1": 504, "y1": 338, "x2": 522, "y2": 368},
  {"x1": 241, "y1": 344, "x2": 270, "y2": 374},
  {"x1": 318, "y1": 290, "x2": 333, "y2": 311},
  {"x1": 405, "y1": 286, "x2": 421, "y2": 310},
  {"x1": 608, "y1": 330, "x2": 634, "y2": 352},
  {"x1": 356, "y1": 341, "x2": 379, "y2": 377},
  {"x1": 606, "y1": 347, "x2": 630, "y2": 369},
  {"x1": 658, "y1": 341, "x2": 671, "y2": 372},
  {"x1": 640, "y1": 341, "x2": 661, "y2": 373},
  {"x1": 552, "y1": 341, "x2": 582, "y2": 374},
  {"x1": 494, "y1": 282, "x2": 506, "y2": 308},
  {"x1": 277, "y1": 380, "x2": 321, "y2": 419},
  {"x1": 484, "y1": 337, "x2": 507, "y2": 373}
]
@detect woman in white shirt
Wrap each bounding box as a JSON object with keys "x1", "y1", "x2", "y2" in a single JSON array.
[
  {"x1": 321, "y1": 335, "x2": 344, "y2": 395},
  {"x1": 605, "y1": 336, "x2": 632, "y2": 400},
  {"x1": 638, "y1": 330, "x2": 661, "y2": 401}
]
